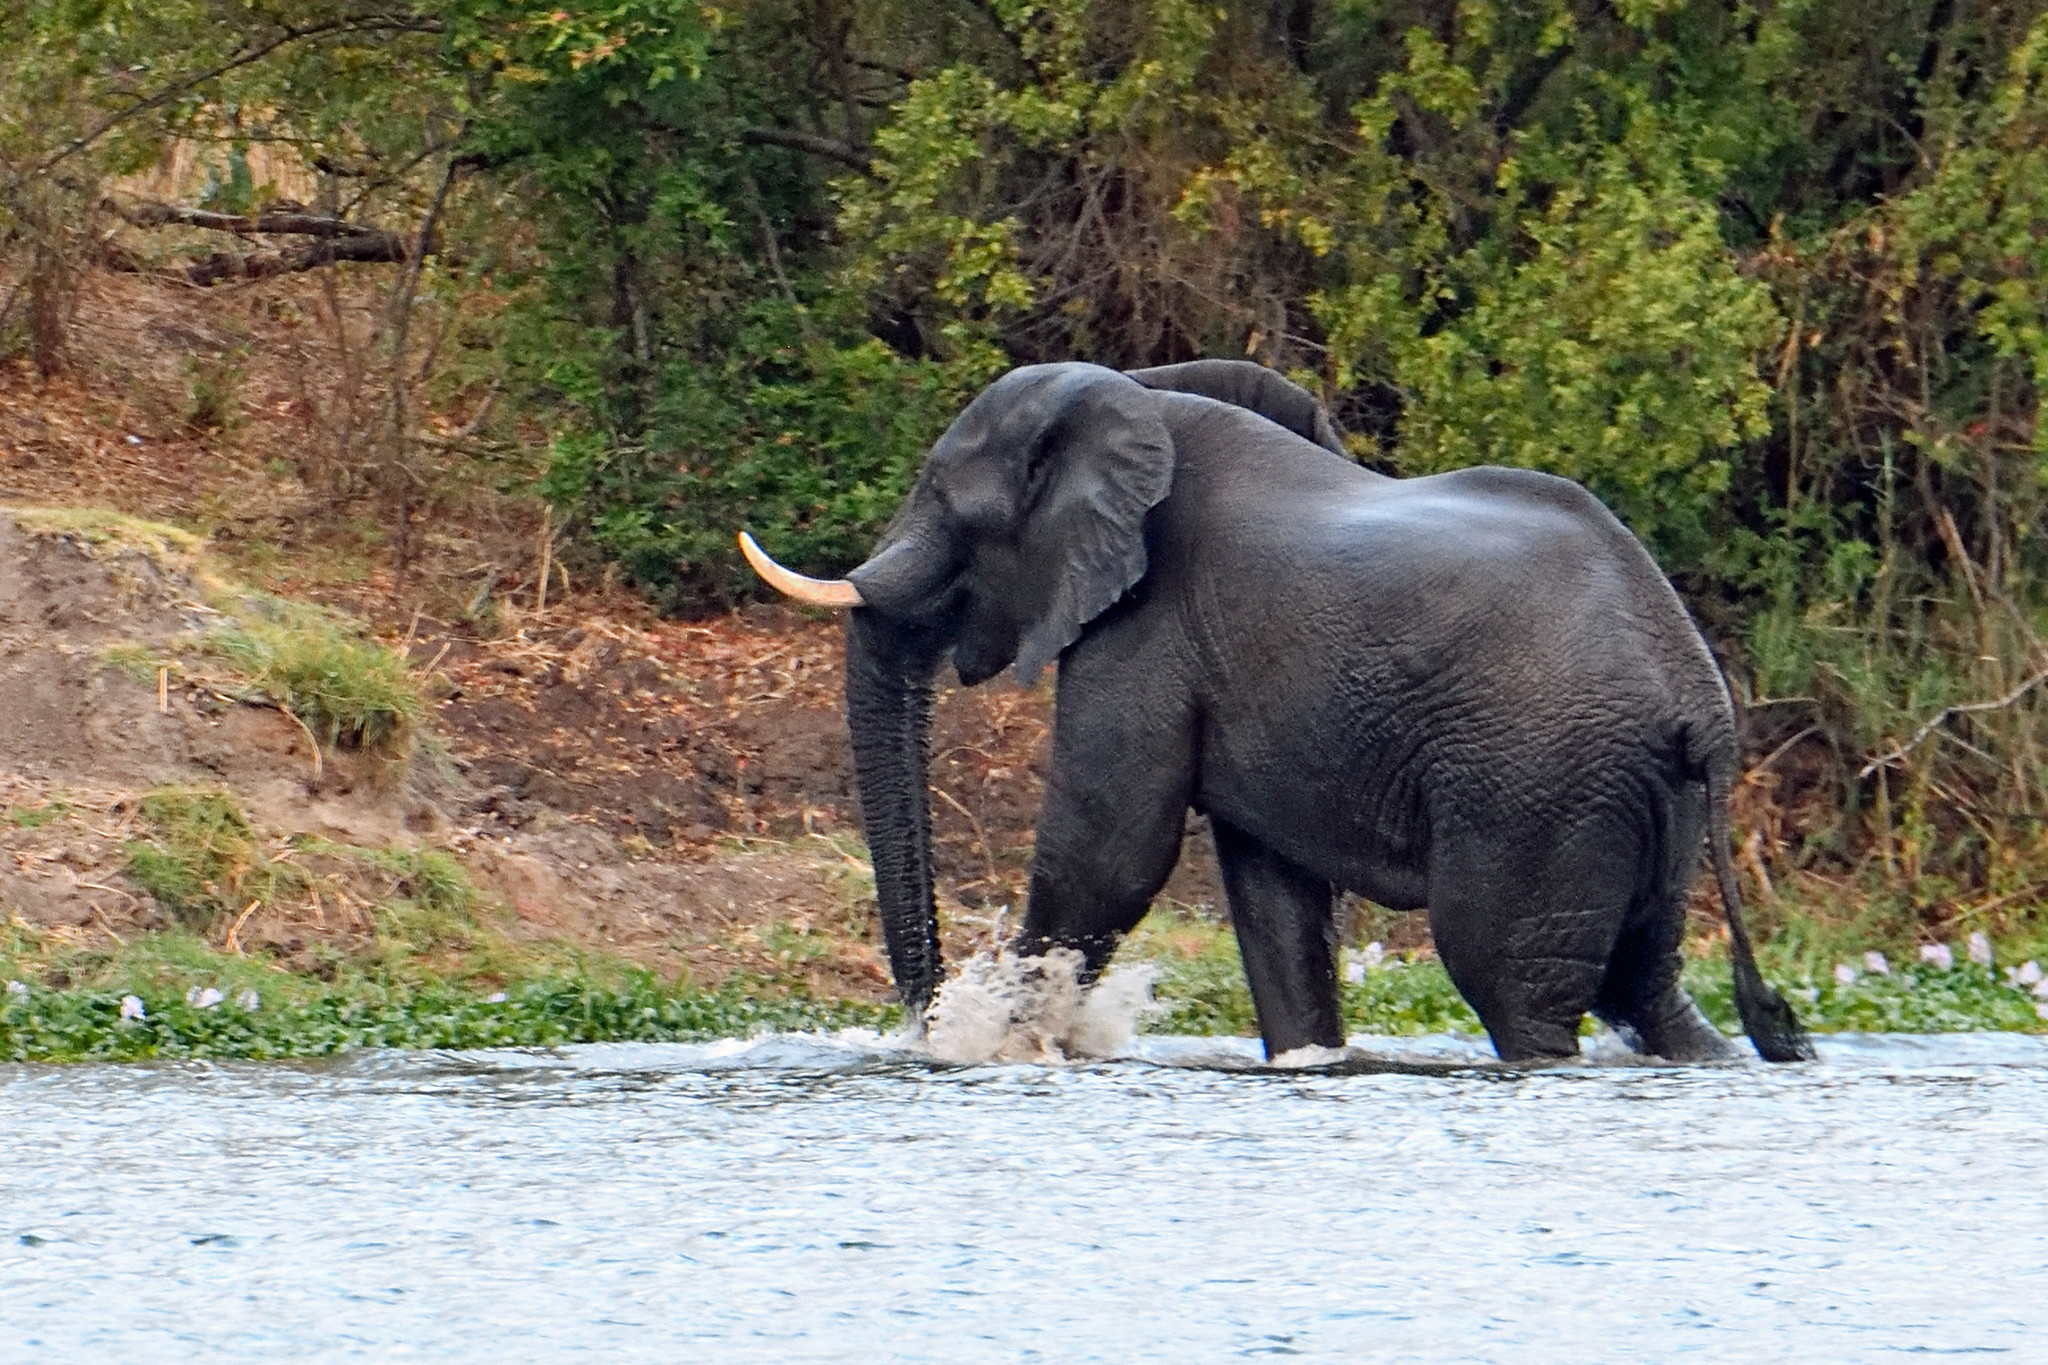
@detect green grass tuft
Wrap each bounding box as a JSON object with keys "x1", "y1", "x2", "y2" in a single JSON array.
[
  {"x1": 123, "y1": 788, "x2": 294, "y2": 929},
  {"x1": 209, "y1": 602, "x2": 423, "y2": 756},
  {"x1": 5, "y1": 799, "x2": 70, "y2": 829},
  {"x1": 5, "y1": 507, "x2": 204, "y2": 561}
]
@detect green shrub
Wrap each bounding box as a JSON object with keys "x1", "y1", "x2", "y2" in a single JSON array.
[{"x1": 542, "y1": 301, "x2": 993, "y2": 609}]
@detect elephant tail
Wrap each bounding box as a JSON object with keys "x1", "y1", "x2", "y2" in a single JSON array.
[{"x1": 1702, "y1": 757, "x2": 1815, "y2": 1063}]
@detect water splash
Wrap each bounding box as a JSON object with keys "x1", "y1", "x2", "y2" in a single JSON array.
[{"x1": 924, "y1": 948, "x2": 1161, "y2": 1064}]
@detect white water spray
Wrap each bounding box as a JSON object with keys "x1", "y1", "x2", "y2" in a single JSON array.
[{"x1": 923, "y1": 948, "x2": 1161, "y2": 1064}]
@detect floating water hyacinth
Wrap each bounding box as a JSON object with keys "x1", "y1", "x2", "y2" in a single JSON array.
[
  {"x1": 235, "y1": 989, "x2": 261, "y2": 1011},
  {"x1": 118, "y1": 995, "x2": 145, "y2": 1021},
  {"x1": 186, "y1": 986, "x2": 224, "y2": 1010},
  {"x1": 1968, "y1": 931, "x2": 1993, "y2": 966},
  {"x1": 5, "y1": 980, "x2": 27, "y2": 1002},
  {"x1": 1863, "y1": 951, "x2": 1890, "y2": 976},
  {"x1": 1834, "y1": 962, "x2": 1858, "y2": 986},
  {"x1": 1918, "y1": 943, "x2": 1954, "y2": 970},
  {"x1": 1340, "y1": 942, "x2": 1386, "y2": 985}
]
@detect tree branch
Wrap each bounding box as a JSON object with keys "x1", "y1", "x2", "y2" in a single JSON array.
[
  {"x1": 1859, "y1": 667, "x2": 2048, "y2": 778},
  {"x1": 738, "y1": 126, "x2": 876, "y2": 174},
  {"x1": 97, "y1": 232, "x2": 412, "y2": 285},
  {"x1": 19, "y1": 14, "x2": 443, "y2": 184},
  {"x1": 109, "y1": 199, "x2": 384, "y2": 238}
]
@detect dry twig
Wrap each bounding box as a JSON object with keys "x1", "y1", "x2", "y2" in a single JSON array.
[{"x1": 1859, "y1": 667, "x2": 2048, "y2": 778}]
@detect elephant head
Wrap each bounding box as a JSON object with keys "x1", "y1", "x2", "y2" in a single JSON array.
[{"x1": 741, "y1": 360, "x2": 1339, "y2": 1018}]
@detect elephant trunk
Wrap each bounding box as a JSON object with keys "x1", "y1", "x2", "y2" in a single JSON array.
[{"x1": 844, "y1": 609, "x2": 945, "y2": 1021}]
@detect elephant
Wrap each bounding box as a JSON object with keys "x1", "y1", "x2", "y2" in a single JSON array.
[{"x1": 739, "y1": 359, "x2": 1812, "y2": 1064}]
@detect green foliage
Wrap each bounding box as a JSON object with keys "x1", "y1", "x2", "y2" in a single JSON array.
[
  {"x1": 209, "y1": 601, "x2": 424, "y2": 754},
  {"x1": 1129, "y1": 910, "x2": 1484, "y2": 1037},
  {"x1": 542, "y1": 301, "x2": 995, "y2": 603},
  {"x1": 0, "y1": 968, "x2": 897, "y2": 1064},
  {"x1": 1130, "y1": 906, "x2": 2047, "y2": 1041},
  {"x1": 1684, "y1": 956, "x2": 2048, "y2": 1037},
  {"x1": 1324, "y1": 97, "x2": 1780, "y2": 556},
  {"x1": 124, "y1": 789, "x2": 281, "y2": 929}
]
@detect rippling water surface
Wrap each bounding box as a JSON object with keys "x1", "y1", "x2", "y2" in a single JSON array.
[{"x1": 5, "y1": 1032, "x2": 2045, "y2": 1360}]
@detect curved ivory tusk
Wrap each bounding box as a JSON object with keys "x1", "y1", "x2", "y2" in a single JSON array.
[{"x1": 738, "y1": 531, "x2": 864, "y2": 608}]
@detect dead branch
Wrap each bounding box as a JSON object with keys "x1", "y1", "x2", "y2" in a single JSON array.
[
  {"x1": 109, "y1": 198, "x2": 386, "y2": 239},
  {"x1": 97, "y1": 232, "x2": 411, "y2": 285},
  {"x1": 1859, "y1": 666, "x2": 2048, "y2": 778}
]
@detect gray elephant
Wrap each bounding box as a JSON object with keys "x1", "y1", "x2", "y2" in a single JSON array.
[{"x1": 741, "y1": 359, "x2": 1811, "y2": 1064}]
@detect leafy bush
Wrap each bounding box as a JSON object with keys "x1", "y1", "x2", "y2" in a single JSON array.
[{"x1": 542, "y1": 300, "x2": 994, "y2": 608}]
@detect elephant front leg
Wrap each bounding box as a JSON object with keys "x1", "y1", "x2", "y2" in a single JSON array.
[
  {"x1": 1015, "y1": 680, "x2": 1196, "y2": 980},
  {"x1": 1212, "y1": 820, "x2": 1343, "y2": 1060}
]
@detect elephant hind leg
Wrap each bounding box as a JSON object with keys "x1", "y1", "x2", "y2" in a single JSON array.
[
  {"x1": 1213, "y1": 821, "x2": 1343, "y2": 1060},
  {"x1": 1593, "y1": 905, "x2": 1739, "y2": 1063},
  {"x1": 1425, "y1": 837, "x2": 1622, "y2": 1063}
]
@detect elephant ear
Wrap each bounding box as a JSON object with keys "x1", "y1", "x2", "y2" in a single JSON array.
[
  {"x1": 1010, "y1": 372, "x2": 1174, "y2": 684},
  {"x1": 1125, "y1": 359, "x2": 1346, "y2": 454}
]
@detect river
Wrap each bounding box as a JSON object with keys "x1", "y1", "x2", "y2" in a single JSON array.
[{"x1": 4, "y1": 1032, "x2": 2044, "y2": 1360}]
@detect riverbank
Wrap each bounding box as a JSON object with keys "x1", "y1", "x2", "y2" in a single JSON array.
[
  {"x1": 1, "y1": 273, "x2": 2045, "y2": 1066},
  {"x1": 7, "y1": 903, "x2": 2045, "y2": 1063}
]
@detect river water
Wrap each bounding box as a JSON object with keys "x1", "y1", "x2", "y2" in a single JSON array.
[{"x1": 4, "y1": 1031, "x2": 2045, "y2": 1361}]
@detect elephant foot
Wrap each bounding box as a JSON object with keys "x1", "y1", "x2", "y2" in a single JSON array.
[{"x1": 1603, "y1": 991, "x2": 1740, "y2": 1063}]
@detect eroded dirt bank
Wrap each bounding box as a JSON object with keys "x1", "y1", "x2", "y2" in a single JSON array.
[{"x1": 0, "y1": 500, "x2": 1225, "y2": 1002}]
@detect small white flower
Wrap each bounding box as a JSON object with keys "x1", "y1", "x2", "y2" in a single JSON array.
[
  {"x1": 1834, "y1": 962, "x2": 1858, "y2": 986},
  {"x1": 2037, "y1": 1002, "x2": 2048, "y2": 1022},
  {"x1": 1863, "y1": 951, "x2": 1890, "y2": 976},
  {"x1": 2018, "y1": 961, "x2": 2043, "y2": 987},
  {"x1": 5, "y1": 980, "x2": 28, "y2": 1002},
  {"x1": 1918, "y1": 943, "x2": 1954, "y2": 970},
  {"x1": 2032, "y1": 978, "x2": 2048, "y2": 1001},
  {"x1": 1362, "y1": 941, "x2": 1385, "y2": 969},
  {"x1": 186, "y1": 986, "x2": 224, "y2": 1010},
  {"x1": 119, "y1": 995, "x2": 146, "y2": 1021},
  {"x1": 1968, "y1": 931, "x2": 1993, "y2": 966},
  {"x1": 235, "y1": 989, "x2": 261, "y2": 1011},
  {"x1": 486, "y1": 991, "x2": 509, "y2": 1004},
  {"x1": 1344, "y1": 960, "x2": 1367, "y2": 985}
]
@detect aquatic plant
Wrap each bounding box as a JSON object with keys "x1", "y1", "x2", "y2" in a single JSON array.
[{"x1": 0, "y1": 974, "x2": 898, "y2": 1064}]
